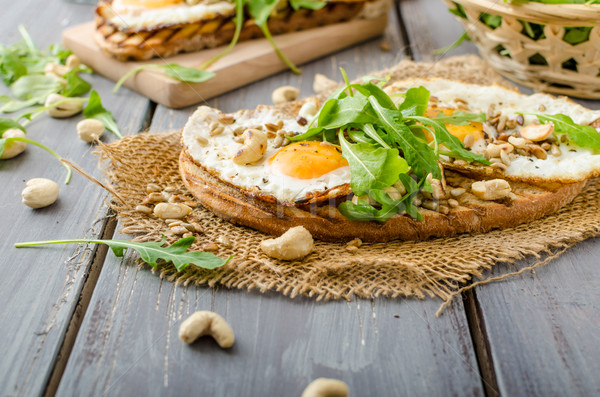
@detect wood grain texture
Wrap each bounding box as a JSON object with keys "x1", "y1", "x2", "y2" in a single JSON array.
[
  {"x1": 398, "y1": 1, "x2": 600, "y2": 395},
  {"x1": 475, "y1": 241, "x2": 600, "y2": 396},
  {"x1": 57, "y1": 5, "x2": 484, "y2": 396},
  {"x1": 0, "y1": 2, "x2": 150, "y2": 396}
]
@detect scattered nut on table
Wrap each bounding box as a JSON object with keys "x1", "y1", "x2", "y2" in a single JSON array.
[
  {"x1": 260, "y1": 226, "x2": 314, "y2": 260},
  {"x1": 21, "y1": 178, "x2": 59, "y2": 209},
  {"x1": 77, "y1": 119, "x2": 105, "y2": 143},
  {"x1": 179, "y1": 311, "x2": 235, "y2": 348},
  {"x1": 313, "y1": 73, "x2": 338, "y2": 95},
  {"x1": 301, "y1": 378, "x2": 349, "y2": 397},
  {"x1": 0, "y1": 129, "x2": 27, "y2": 159},
  {"x1": 45, "y1": 93, "x2": 83, "y2": 118},
  {"x1": 272, "y1": 85, "x2": 299, "y2": 105}
]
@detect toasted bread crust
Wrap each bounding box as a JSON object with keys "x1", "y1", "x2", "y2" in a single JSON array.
[
  {"x1": 95, "y1": 1, "x2": 367, "y2": 61},
  {"x1": 179, "y1": 150, "x2": 585, "y2": 242}
]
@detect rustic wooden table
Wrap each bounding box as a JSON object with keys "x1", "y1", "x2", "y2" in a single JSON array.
[{"x1": 1, "y1": 1, "x2": 599, "y2": 396}]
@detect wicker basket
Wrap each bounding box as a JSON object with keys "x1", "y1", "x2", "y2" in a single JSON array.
[{"x1": 444, "y1": 0, "x2": 600, "y2": 99}]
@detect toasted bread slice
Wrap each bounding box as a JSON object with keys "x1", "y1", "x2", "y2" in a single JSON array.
[
  {"x1": 95, "y1": 0, "x2": 377, "y2": 61},
  {"x1": 180, "y1": 148, "x2": 585, "y2": 242}
]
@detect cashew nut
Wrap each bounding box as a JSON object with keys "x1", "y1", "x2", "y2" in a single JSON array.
[
  {"x1": 471, "y1": 179, "x2": 511, "y2": 201},
  {"x1": 272, "y1": 85, "x2": 299, "y2": 105},
  {"x1": 519, "y1": 122, "x2": 553, "y2": 141},
  {"x1": 65, "y1": 54, "x2": 80, "y2": 70},
  {"x1": 179, "y1": 311, "x2": 235, "y2": 348},
  {"x1": 260, "y1": 226, "x2": 314, "y2": 260},
  {"x1": 313, "y1": 73, "x2": 338, "y2": 95},
  {"x1": 77, "y1": 119, "x2": 105, "y2": 143},
  {"x1": 301, "y1": 378, "x2": 349, "y2": 397},
  {"x1": 153, "y1": 202, "x2": 192, "y2": 219},
  {"x1": 45, "y1": 93, "x2": 84, "y2": 118},
  {"x1": 22, "y1": 178, "x2": 59, "y2": 209},
  {"x1": 1, "y1": 129, "x2": 27, "y2": 159},
  {"x1": 231, "y1": 129, "x2": 268, "y2": 165},
  {"x1": 298, "y1": 98, "x2": 319, "y2": 120},
  {"x1": 44, "y1": 62, "x2": 69, "y2": 77}
]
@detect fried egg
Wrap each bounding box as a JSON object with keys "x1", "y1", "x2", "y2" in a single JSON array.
[
  {"x1": 387, "y1": 78, "x2": 600, "y2": 183},
  {"x1": 100, "y1": 0, "x2": 235, "y2": 31},
  {"x1": 182, "y1": 105, "x2": 351, "y2": 204}
]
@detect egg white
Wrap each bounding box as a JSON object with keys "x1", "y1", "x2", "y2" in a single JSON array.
[
  {"x1": 387, "y1": 78, "x2": 600, "y2": 182},
  {"x1": 182, "y1": 106, "x2": 351, "y2": 204},
  {"x1": 107, "y1": 0, "x2": 235, "y2": 30}
]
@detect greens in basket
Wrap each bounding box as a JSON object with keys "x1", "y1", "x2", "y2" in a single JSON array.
[
  {"x1": 289, "y1": 70, "x2": 489, "y2": 222},
  {"x1": 444, "y1": 0, "x2": 598, "y2": 56}
]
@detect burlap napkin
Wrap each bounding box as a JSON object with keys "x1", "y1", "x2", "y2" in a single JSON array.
[{"x1": 98, "y1": 55, "x2": 600, "y2": 306}]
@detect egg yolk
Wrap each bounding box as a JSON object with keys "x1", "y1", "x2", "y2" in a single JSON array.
[
  {"x1": 268, "y1": 141, "x2": 348, "y2": 179},
  {"x1": 425, "y1": 107, "x2": 484, "y2": 143},
  {"x1": 119, "y1": 0, "x2": 183, "y2": 7}
]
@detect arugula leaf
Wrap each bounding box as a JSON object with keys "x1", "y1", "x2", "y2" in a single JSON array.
[
  {"x1": 368, "y1": 96, "x2": 441, "y2": 179},
  {"x1": 11, "y1": 74, "x2": 62, "y2": 101},
  {"x1": 338, "y1": 132, "x2": 408, "y2": 196},
  {"x1": 0, "y1": 46, "x2": 28, "y2": 85},
  {"x1": 200, "y1": 0, "x2": 245, "y2": 69},
  {"x1": 0, "y1": 117, "x2": 26, "y2": 134},
  {"x1": 338, "y1": 194, "x2": 402, "y2": 223},
  {"x1": 535, "y1": 113, "x2": 600, "y2": 150},
  {"x1": 114, "y1": 64, "x2": 215, "y2": 93},
  {"x1": 289, "y1": 0, "x2": 326, "y2": 10},
  {"x1": 432, "y1": 110, "x2": 486, "y2": 125},
  {"x1": 398, "y1": 86, "x2": 430, "y2": 118},
  {"x1": 61, "y1": 70, "x2": 91, "y2": 97},
  {"x1": 248, "y1": 0, "x2": 301, "y2": 74},
  {"x1": 408, "y1": 116, "x2": 489, "y2": 164},
  {"x1": 14, "y1": 235, "x2": 231, "y2": 272},
  {"x1": 319, "y1": 94, "x2": 379, "y2": 129},
  {"x1": 397, "y1": 174, "x2": 423, "y2": 221},
  {"x1": 83, "y1": 90, "x2": 122, "y2": 139}
]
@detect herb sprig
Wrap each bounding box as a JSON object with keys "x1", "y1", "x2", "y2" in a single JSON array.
[
  {"x1": 292, "y1": 70, "x2": 488, "y2": 222},
  {"x1": 15, "y1": 235, "x2": 232, "y2": 272}
]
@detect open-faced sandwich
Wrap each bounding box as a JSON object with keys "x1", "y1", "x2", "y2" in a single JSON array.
[
  {"x1": 179, "y1": 74, "x2": 600, "y2": 242},
  {"x1": 95, "y1": 0, "x2": 388, "y2": 61}
]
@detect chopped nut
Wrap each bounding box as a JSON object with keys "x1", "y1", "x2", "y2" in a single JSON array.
[
  {"x1": 471, "y1": 179, "x2": 511, "y2": 200},
  {"x1": 135, "y1": 205, "x2": 153, "y2": 214},
  {"x1": 447, "y1": 199, "x2": 459, "y2": 208},
  {"x1": 527, "y1": 144, "x2": 548, "y2": 160},
  {"x1": 347, "y1": 238, "x2": 362, "y2": 248},
  {"x1": 217, "y1": 235, "x2": 232, "y2": 248},
  {"x1": 202, "y1": 243, "x2": 219, "y2": 252},
  {"x1": 450, "y1": 188, "x2": 466, "y2": 197},
  {"x1": 146, "y1": 183, "x2": 161, "y2": 193},
  {"x1": 345, "y1": 245, "x2": 359, "y2": 254},
  {"x1": 551, "y1": 144, "x2": 562, "y2": 157},
  {"x1": 519, "y1": 123, "x2": 553, "y2": 142},
  {"x1": 148, "y1": 192, "x2": 166, "y2": 202},
  {"x1": 170, "y1": 226, "x2": 188, "y2": 235}
]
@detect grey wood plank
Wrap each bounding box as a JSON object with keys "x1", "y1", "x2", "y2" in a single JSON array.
[
  {"x1": 0, "y1": 2, "x2": 151, "y2": 396},
  {"x1": 475, "y1": 239, "x2": 600, "y2": 396},
  {"x1": 399, "y1": 0, "x2": 478, "y2": 62},
  {"x1": 399, "y1": 0, "x2": 600, "y2": 395},
  {"x1": 58, "y1": 6, "x2": 484, "y2": 396}
]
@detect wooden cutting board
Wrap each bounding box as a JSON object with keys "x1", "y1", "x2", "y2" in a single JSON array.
[{"x1": 62, "y1": 16, "x2": 388, "y2": 108}]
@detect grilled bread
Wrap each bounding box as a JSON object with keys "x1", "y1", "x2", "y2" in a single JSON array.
[{"x1": 95, "y1": 0, "x2": 386, "y2": 61}]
